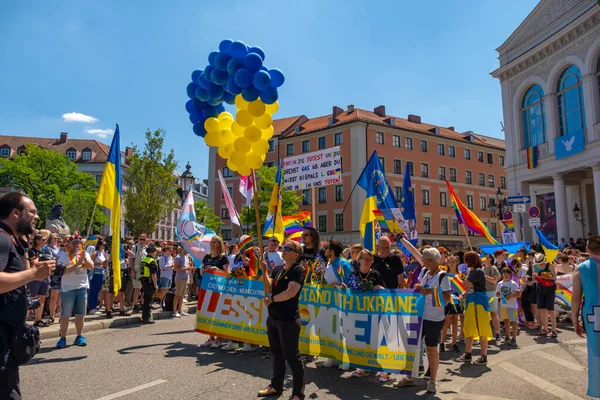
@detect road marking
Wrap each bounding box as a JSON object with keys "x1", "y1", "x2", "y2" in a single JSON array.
[
  {"x1": 95, "y1": 380, "x2": 167, "y2": 400},
  {"x1": 533, "y1": 351, "x2": 585, "y2": 371},
  {"x1": 497, "y1": 362, "x2": 584, "y2": 400}
]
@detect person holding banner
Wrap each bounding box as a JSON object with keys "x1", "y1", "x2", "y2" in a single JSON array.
[{"x1": 258, "y1": 240, "x2": 305, "y2": 400}]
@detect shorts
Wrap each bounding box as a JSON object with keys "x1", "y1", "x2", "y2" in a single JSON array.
[
  {"x1": 61, "y1": 287, "x2": 87, "y2": 317},
  {"x1": 422, "y1": 319, "x2": 445, "y2": 347},
  {"x1": 28, "y1": 279, "x2": 49, "y2": 297},
  {"x1": 119, "y1": 271, "x2": 130, "y2": 293},
  {"x1": 132, "y1": 270, "x2": 142, "y2": 289},
  {"x1": 537, "y1": 291, "x2": 555, "y2": 310},
  {"x1": 50, "y1": 275, "x2": 62, "y2": 290},
  {"x1": 487, "y1": 291, "x2": 498, "y2": 313},
  {"x1": 445, "y1": 301, "x2": 463, "y2": 316},
  {"x1": 158, "y1": 276, "x2": 172, "y2": 289},
  {"x1": 175, "y1": 278, "x2": 188, "y2": 297},
  {"x1": 500, "y1": 307, "x2": 518, "y2": 322}
]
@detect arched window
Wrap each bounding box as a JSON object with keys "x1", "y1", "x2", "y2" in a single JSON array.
[
  {"x1": 596, "y1": 55, "x2": 600, "y2": 98},
  {"x1": 521, "y1": 85, "x2": 547, "y2": 148},
  {"x1": 557, "y1": 65, "x2": 586, "y2": 136}
]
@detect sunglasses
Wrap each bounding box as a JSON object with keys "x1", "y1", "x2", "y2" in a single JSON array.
[{"x1": 283, "y1": 245, "x2": 298, "y2": 253}]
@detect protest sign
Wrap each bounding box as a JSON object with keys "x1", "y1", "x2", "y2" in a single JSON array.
[{"x1": 282, "y1": 147, "x2": 342, "y2": 191}]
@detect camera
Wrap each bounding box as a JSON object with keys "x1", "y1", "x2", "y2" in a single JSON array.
[{"x1": 27, "y1": 295, "x2": 41, "y2": 310}]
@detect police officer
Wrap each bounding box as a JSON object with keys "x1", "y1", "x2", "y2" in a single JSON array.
[
  {"x1": 140, "y1": 246, "x2": 158, "y2": 324},
  {"x1": 0, "y1": 192, "x2": 55, "y2": 399}
]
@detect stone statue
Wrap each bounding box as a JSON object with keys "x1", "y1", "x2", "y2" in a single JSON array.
[{"x1": 45, "y1": 204, "x2": 71, "y2": 237}]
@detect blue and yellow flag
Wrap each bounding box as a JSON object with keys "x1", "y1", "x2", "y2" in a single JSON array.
[
  {"x1": 534, "y1": 226, "x2": 558, "y2": 262},
  {"x1": 95, "y1": 124, "x2": 122, "y2": 295},
  {"x1": 357, "y1": 152, "x2": 399, "y2": 252},
  {"x1": 263, "y1": 160, "x2": 284, "y2": 242}
]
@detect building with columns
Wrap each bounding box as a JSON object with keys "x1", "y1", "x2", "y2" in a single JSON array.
[{"x1": 492, "y1": 0, "x2": 600, "y2": 243}]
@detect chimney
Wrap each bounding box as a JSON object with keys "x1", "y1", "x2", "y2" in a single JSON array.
[
  {"x1": 59, "y1": 132, "x2": 68, "y2": 143},
  {"x1": 125, "y1": 146, "x2": 134, "y2": 157},
  {"x1": 407, "y1": 114, "x2": 421, "y2": 124},
  {"x1": 447, "y1": 126, "x2": 455, "y2": 131},
  {"x1": 347, "y1": 104, "x2": 355, "y2": 113},
  {"x1": 373, "y1": 105, "x2": 386, "y2": 117},
  {"x1": 332, "y1": 106, "x2": 343, "y2": 118}
]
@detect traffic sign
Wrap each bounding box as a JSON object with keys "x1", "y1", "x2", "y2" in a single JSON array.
[
  {"x1": 528, "y1": 206, "x2": 540, "y2": 218},
  {"x1": 513, "y1": 204, "x2": 526, "y2": 213},
  {"x1": 528, "y1": 217, "x2": 540, "y2": 227},
  {"x1": 503, "y1": 210, "x2": 513, "y2": 220},
  {"x1": 507, "y1": 196, "x2": 531, "y2": 204}
]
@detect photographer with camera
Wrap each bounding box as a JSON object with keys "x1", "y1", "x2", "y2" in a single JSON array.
[
  {"x1": 27, "y1": 229, "x2": 53, "y2": 328},
  {"x1": 0, "y1": 192, "x2": 56, "y2": 400}
]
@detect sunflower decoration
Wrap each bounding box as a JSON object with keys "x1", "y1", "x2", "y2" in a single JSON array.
[
  {"x1": 228, "y1": 261, "x2": 246, "y2": 279},
  {"x1": 307, "y1": 254, "x2": 325, "y2": 285},
  {"x1": 348, "y1": 273, "x2": 375, "y2": 292},
  {"x1": 458, "y1": 272, "x2": 467, "y2": 281}
]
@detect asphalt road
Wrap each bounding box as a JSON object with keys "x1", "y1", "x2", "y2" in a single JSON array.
[{"x1": 20, "y1": 315, "x2": 590, "y2": 400}]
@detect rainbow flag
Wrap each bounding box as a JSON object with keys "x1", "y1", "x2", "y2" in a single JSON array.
[
  {"x1": 527, "y1": 146, "x2": 538, "y2": 169},
  {"x1": 282, "y1": 211, "x2": 312, "y2": 236},
  {"x1": 501, "y1": 219, "x2": 515, "y2": 229},
  {"x1": 448, "y1": 275, "x2": 466, "y2": 295},
  {"x1": 288, "y1": 232, "x2": 302, "y2": 242},
  {"x1": 432, "y1": 286, "x2": 445, "y2": 307},
  {"x1": 446, "y1": 180, "x2": 499, "y2": 244},
  {"x1": 555, "y1": 288, "x2": 572, "y2": 308},
  {"x1": 238, "y1": 236, "x2": 254, "y2": 254}
]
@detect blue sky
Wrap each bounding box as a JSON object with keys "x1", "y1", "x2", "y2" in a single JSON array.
[{"x1": 0, "y1": 0, "x2": 538, "y2": 180}]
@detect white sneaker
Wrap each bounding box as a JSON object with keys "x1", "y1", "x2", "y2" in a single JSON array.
[
  {"x1": 322, "y1": 358, "x2": 339, "y2": 368},
  {"x1": 242, "y1": 343, "x2": 253, "y2": 352},
  {"x1": 210, "y1": 341, "x2": 223, "y2": 349},
  {"x1": 88, "y1": 309, "x2": 98, "y2": 315},
  {"x1": 200, "y1": 339, "x2": 214, "y2": 347},
  {"x1": 222, "y1": 342, "x2": 240, "y2": 351},
  {"x1": 172, "y1": 312, "x2": 181, "y2": 318},
  {"x1": 180, "y1": 311, "x2": 189, "y2": 316}
]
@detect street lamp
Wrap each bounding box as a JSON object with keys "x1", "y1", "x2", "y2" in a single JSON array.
[
  {"x1": 572, "y1": 203, "x2": 586, "y2": 229},
  {"x1": 178, "y1": 162, "x2": 195, "y2": 204}
]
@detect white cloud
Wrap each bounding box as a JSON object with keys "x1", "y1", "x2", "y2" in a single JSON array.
[
  {"x1": 85, "y1": 128, "x2": 114, "y2": 139},
  {"x1": 62, "y1": 112, "x2": 99, "y2": 123}
]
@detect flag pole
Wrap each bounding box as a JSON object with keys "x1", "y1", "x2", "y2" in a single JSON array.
[
  {"x1": 86, "y1": 204, "x2": 98, "y2": 238},
  {"x1": 461, "y1": 223, "x2": 473, "y2": 251},
  {"x1": 250, "y1": 169, "x2": 264, "y2": 263}
]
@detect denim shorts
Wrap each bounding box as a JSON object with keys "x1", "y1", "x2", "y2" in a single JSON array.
[
  {"x1": 158, "y1": 277, "x2": 172, "y2": 289},
  {"x1": 61, "y1": 287, "x2": 88, "y2": 317}
]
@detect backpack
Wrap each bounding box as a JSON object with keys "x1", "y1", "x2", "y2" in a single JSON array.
[{"x1": 418, "y1": 268, "x2": 447, "y2": 288}]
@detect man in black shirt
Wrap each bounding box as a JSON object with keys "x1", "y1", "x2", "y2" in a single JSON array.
[
  {"x1": 372, "y1": 236, "x2": 406, "y2": 289},
  {"x1": 258, "y1": 240, "x2": 305, "y2": 400},
  {"x1": 0, "y1": 192, "x2": 55, "y2": 400}
]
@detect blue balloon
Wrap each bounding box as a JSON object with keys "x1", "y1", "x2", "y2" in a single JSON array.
[
  {"x1": 191, "y1": 69, "x2": 203, "y2": 84},
  {"x1": 234, "y1": 68, "x2": 253, "y2": 88},
  {"x1": 226, "y1": 77, "x2": 243, "y2": 95},
  {"x1": 197, "y1": 74, "x2": 210, "y2": 89},
  {"x1": 216, "y1": 104, "x2": 225, "y2": 113},
  {"x1": 226, "y1": 58, "x2": 245, "y2": 77},
  {"x1": 219, "y1": 39, "x2": 233, "y2": 55},
  {"x1": 189, "y1": 110, "x2": 202, "y2": 124},
  {"x1": 211, "y1": 68, "x2": 228, "y2": 86},
  {"x1": 202, "y1": 106, "x2": 219, "y2": 119},
  {"x1": 193, "y1": 122, "x2": 207, "y2": 137},
  {"x1": 193, "y1": 98, "x2": 206, "y2": 110},
  {"x1": 186, "y1": 82, "x2": 198, "y2": 99},
  {"x1": 223, "y1": 91, "x2": 236, "y2": 105},
  {"x1": 230, "y1": 40, "x2": 248, "y2": 60},
  {"x1": 185, "y1": 100, "x2": 194, "y2": 114},
  {"x1": 244, "y1": 53, "x2": 263, "y2": 72},
  {"x1": 242, "y1": 85, "x2": 260, "y2": 102},
  {"x1": 208, "y1": 51, "x2": 219, "y2": 67},
  {"x1": 195, "y1": 86, "x2": 209, "y2": 102},
  {"x1": 207, "y1": 98, "x2": 223, "y2": 106},
  {"x1": 248, "y1": 46, "x2": 265, "y2": 61},
  {"x1": 269, "y1": 69, "x2": 285, "y2": 87},
  {"x1": 259, "y1": 65, "x2": 268, "y2": 72},
  {"x1": 260, "y1": 87, "x2": 278, "y2": 104},
  {"x1": 253, "y1": 70, "x2": 271, "y2": 91},
  {"x1": 207, "y1": 83, "x2": 224, "y2": 100},
  {"x1": 215, "y1": 53, "x2": 232, "y2": 72},
  {"x1": 203, "y1": 66, "x2": 214, "y2": 82}
]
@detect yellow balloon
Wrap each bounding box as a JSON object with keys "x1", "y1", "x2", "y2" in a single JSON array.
[
  {"x1": 231, "y1": 121, "x2": 245, "y2": 137},
  {"x1": 251, "y1": 139, "x2": 269, "y2": 154},
  {"x1": 255, "y1": 113, "x2": 273, "y2": 130},
  {"x1": 233, "y1": 137, "x2": 251, "y2": 153},
  {"x1": 227, "y1": 158, "x2": 238, "y2": 172},
  {"x1": 236, "y1": 109, "x2": 254, "y2": 127},
  {"x1": 204, "y1": 117, "x2": 220, "y2": 133},
  {"x1": 246, "y1": 152, "x2": 263, "y2": 170},
  {"x1": 261, "y1": 125, "x2": 274, "y2": 139},
  {"x1": 218, "y1": 143, "x2": 234, "y2": 159},
  {"x1": 234, "y1": 94, "x2": 249, "y2": 110},
  {"x1": 237, "y1": 165, "x2": 252, "y2": 177},
  {"x1": 218, "y1": 111, "x2": 233, "y2": 120},
  {"x1": 247, "y1": 100, "x2": 266, "y2": 117},
  {"x1": 230, "y1": 151, "x2": 247, "y2": 167},
  {"x1": 244, "y1": 125, "x2": 262, "y2": 143},
  {"x1": 218, "y1": 129, "x2": 234, "y2": 144},
  {"x1": 204, "y1": 131, "x2": 219, "y2": 147},
  {"x1": 265, "y1": 101, "x2": 279, "y2": 115},
  {"x1": 219, "y1": 115, "x2": 234, "y2": 130}
]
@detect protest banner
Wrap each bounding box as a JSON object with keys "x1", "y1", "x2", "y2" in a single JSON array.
[
  {"x1": 196, "y1": 271, "x2": 425, "y2": 376},
  {"x1": 282, "y1": 146, "x2": 342, "y2": 191}
]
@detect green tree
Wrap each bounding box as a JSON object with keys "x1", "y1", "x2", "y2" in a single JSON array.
[
  {"x1": 239, "y1": 165, "x2": 303, "y2": 236},
  {"x1": 194, "y1": 200, "x2": 223, "y2": 232},
  {"x1": 124, "y1": 129, "x2": 179, "y2": 236},
  {"x1": 58, "y1": 190, "x2": 109, "y2": 234},
  {"x1": 0, "y1": 144, "x2": 104, "y2": 228}
]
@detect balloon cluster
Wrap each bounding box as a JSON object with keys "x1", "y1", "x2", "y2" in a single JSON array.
[{"x1": 185, "y1": 39, "x2": 284, "y2": 176}]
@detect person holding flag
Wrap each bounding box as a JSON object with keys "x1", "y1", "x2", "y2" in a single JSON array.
[{"x1": 263, "y1": 161, "x2": 284, "y2": 242}]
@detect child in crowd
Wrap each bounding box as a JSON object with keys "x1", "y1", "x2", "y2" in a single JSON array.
[{"x1": 496, "y1": 267, "x2": 520, "y2": 346}]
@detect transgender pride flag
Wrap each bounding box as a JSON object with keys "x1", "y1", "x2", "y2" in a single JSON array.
[{"x1": 175, "y1": 190, "x2": 215, "y2": 267}]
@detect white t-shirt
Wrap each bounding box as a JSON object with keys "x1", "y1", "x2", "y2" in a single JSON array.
[
  {"x1": 517, "y1": 264, "x2": 529, "y2": 289},
  {"x1": 86, "y1": 245, "x2": 95, "y2": 255},
  {"x1": 59, "y1": 251, "x2": 92, "y2": 292},
  {"x1": 264, "y1": 251, "x2": 284, "y2": 271},
  {"x1": 158, "y1": 254, "x2": 174, "y2": 273},
  {"x1": 419, "y1": 269, "x2": 451, "y2": 322},
  {"x1": 496, "y1": 280, "x2": 519, "y2": 308},
  {"x1": 92, "y1": 250, "x2": 106, "y2": 274}
]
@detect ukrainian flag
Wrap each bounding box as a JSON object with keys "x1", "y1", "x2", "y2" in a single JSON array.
[
  {"x1": 262, "y1": 160, "x2": 284, "y2": 242},
  {"x1": 95, "y1": 124, "x2": 122, "y2": 295},
  {"x1": 534, "y1": 226, "x2": 559, "y2": 262}
]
